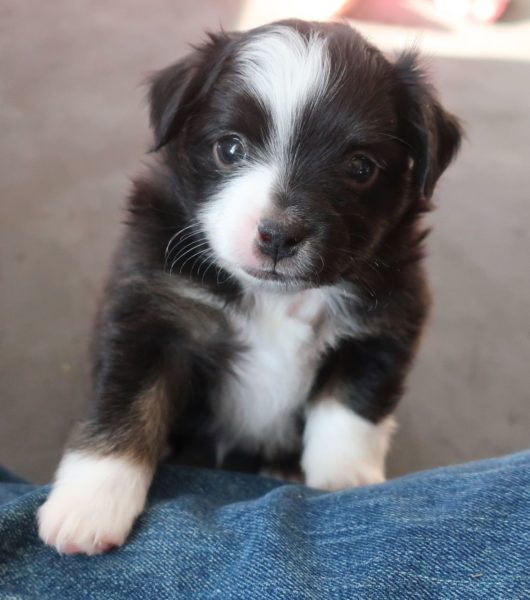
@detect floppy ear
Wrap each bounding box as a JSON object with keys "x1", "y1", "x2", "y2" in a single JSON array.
[
  {"x1": 148, "y1": 32, "x2": 238, "y2": 151},
  {"x1": 394, "y1": 52, "x2": 463, "y2": 202}
]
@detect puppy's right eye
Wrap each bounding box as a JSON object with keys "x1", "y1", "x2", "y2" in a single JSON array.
[
  {"x1": 213, "y1": 135, "x2": 246, "y2": 168},
  {"x1": 348, "y1": 154, "x2": 378, "y2": 188}
]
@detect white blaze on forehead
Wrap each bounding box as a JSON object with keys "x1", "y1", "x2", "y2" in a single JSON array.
[
  {"x1": 236, "y1": 27, "x2": 331, "y2": 146},
  {"x1": 200, "y1": 28, "x2": 331, "y2": 280}
]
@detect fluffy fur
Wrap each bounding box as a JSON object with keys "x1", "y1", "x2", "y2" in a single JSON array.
[
  {"x1": 38, "y1": 19, "x2": 461, "y2": 554},
  {"x1": 38, "y1": 452, "x2": 152, "y2": 555}
]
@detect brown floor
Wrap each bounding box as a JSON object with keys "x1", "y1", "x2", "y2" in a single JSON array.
[{"x1": 1, "y1": 1, "x2": 529, "y2": 483}]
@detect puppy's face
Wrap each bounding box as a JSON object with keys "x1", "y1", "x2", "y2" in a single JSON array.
[{"x1": 150, "y1": 21, "x2": 461, "y2": 289}]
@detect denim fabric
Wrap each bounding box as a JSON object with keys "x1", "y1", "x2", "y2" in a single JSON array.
[{"x1": 0, "y1": 452, "x2": 529, "y2": 600}]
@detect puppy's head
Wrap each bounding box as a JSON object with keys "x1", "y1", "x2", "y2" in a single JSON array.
[{"x1": 149, "y1": 20, "x2": 461, "y2": 289}]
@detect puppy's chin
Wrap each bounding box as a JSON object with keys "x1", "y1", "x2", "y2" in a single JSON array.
[{"x1": 224, "y1": 260, "x2": 316, "y2": 293}]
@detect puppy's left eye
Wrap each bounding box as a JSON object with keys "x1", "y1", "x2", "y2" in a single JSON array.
[
  {"x1": 348, "y1": 154, "x2": 378, "y2": 187},
  {"x1": 214, "y1": 135, "x2": 246, "y2": 168}
]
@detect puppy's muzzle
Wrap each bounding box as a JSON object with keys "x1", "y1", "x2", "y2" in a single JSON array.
[{"x1": 256, "y1": 219, "x2": 309, "y2": 263}]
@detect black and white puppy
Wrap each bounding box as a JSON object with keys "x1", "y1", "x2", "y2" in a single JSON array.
[{"x1": 38, "y1": 19, "x2": 461, "y2": 554}]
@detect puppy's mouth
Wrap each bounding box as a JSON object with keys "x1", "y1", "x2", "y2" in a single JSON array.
[
  {"x1": 241, "y1": 266, "x2": 315, "y2": 288},
  {"x1": 242, "y1": 267, "x2": 290, "y2": 282}
]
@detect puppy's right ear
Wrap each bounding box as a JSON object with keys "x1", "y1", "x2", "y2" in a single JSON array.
[{"x1": 148, "y1": 32, "x2": 239, "y2": 151}]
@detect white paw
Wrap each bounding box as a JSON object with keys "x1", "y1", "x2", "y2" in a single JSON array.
[
  {"x1": 38, "y1": 486, "x2": 136, "y2": 554},
  {"x1": 302, "y1": 401, "x2": 396, "y2": 491},
  {"x1": 38, "y1": 452, "x2": 151, "y2": 555},
  {"x1": 304, "y1": 459, "x2": 386, "y2": 491}
]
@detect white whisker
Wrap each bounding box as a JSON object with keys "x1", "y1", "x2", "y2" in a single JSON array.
[
  {"x1": 164, "y1": 219, "x2": 204, "y2": 270},
  {"x1": 166, "y1": 232, "x2": 208, "y2": 268},
  {"x1": 200, "y1": 254, "x2": 217, "y2": 283},
  {"x1": 192, "y1": 251, "x2": 215, "y2": 278},
  {"x1": 169, "y1": 240, "x2": 209, "y2": 275},
  {"x1": 177, "y1": 242, "x2": 211, "y2": 274},
  {"x1": 164, "y1": 220, "x2": 199, "y2": 257}
]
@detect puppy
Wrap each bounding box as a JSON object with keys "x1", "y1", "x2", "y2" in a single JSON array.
[{"x1": 38, "y1": 19, "x2": 461, "y2": 554}]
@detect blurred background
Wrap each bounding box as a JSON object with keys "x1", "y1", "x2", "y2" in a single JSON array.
[{"x1": 1, "y1": 0, "x2": 529, "y2": 483}]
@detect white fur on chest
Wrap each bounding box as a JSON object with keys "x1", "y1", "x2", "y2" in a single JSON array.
[{"x1": 214, "y1": 286, "x2": 358, "y2": 459}]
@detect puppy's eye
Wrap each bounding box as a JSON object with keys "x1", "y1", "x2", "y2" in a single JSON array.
[
  {"x1": 348, "y1": 154, "x2": 378, "y2": 187},
  {"x1": 214, "y1": 135, "x2": 246, "y2": 168}
]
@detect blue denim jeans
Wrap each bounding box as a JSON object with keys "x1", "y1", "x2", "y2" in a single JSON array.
[{"x1": 0, "y1": 451, "x2": 528, "y2": 599}]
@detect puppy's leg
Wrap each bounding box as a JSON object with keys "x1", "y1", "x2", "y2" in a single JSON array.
[
  {"x1": 38, "y1": 451, "x2": 153, "y2": 555},
  {"x1": 301, "y1": 335, "x2": 413, "y2": 491},
  {"x1": 38, "y1": 278, "x2": 180, "y2": 555},
  {"x1": 38, "y1": 383, "x2": 168, "y2": 555},
  {"x1": 302, "y1": 400, "x2": 395, "y2": 490}
]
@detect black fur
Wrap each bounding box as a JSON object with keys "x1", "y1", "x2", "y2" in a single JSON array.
[{"x1": 69, "y1": 20, "x2": 461, "y2": 475}]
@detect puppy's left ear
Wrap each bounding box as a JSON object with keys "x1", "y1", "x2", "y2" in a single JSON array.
[
  {"x1": 394, "y1": 52, "x2": 463, "y2": 203},
  {"x1": 148, "y1": 31, "x2": 239, "y2": 151}
]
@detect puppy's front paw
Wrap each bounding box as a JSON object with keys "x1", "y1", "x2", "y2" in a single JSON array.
[
  {"x1": 302, "y1": 402, "x2": 396, "y2": 491},
  {"x1": 38, "y1": 487, "x2": 135, "y2": 555},
  {"x1": 304, "y1": 460, "x2": 386, "y2": 491},
  {"x1": 38, "y1": 452, "x2": 151, "y2": 555}
]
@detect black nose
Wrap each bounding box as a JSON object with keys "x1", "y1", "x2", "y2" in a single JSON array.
[{"x1": 256, "y1": 220, "x2": 307, "y2": 262}]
